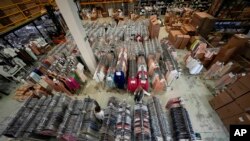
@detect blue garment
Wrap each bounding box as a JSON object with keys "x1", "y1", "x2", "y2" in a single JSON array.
[{"x1": 114, "y1": 71, "x2": 125, "y2": 89}]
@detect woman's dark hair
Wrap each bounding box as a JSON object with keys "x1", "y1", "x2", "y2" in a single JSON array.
[{"x1": 95, "y1": 106, "x2": 101, "y2": 112}]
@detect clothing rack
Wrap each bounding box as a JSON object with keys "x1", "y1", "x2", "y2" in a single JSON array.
[
  {"x1": 134, "y1": 102, "x2": 151, "y2": 141},
  {"x1": 100, "y1": 105, "x2": 118, "y2": 141},
  {"x1": 170, "y1": 106, "x2": 195, "y2": 141},
  {"x1": 115, "y1": 101, "x2": 132, "y2": 141}
]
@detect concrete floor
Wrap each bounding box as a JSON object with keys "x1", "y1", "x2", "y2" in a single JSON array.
[{"x1": 0, "y1": 19, "x2": 229, "y2": 141}]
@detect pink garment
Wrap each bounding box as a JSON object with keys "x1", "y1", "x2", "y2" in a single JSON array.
[{"x1": 66, "y1": 77, "x2": 80, "y2": 91}]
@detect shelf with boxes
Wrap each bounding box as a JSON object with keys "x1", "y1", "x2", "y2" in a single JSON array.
[{"x1": 0, "y1": 0, "x2": 55, "y2": 33}]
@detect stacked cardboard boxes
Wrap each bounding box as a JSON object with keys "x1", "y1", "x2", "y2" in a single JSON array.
[
  {"x1": 209, "y1": 73, "x2": 250, "y2": 130},
  {"x1": 191, "y1": 12, "x2": 216, "y2": 37},
  {"x1": 212, "y1": 34, "x2": 250, "y2": 64},
  {"x1": 168, "y1": 30, "x2": 190, "y2": 49},
  {"x1": 149, "y1": 15, "x2": 160, "y2": 39}
]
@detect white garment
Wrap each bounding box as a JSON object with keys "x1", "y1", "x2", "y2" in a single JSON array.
[
  {"x1": 94, "y1": 110, "x2": 104, "y2": 120},
  {"x1": 25, "y1": 47, "x2": 37, "y2": 60},
  {"x1": 3, "y1": 48, "x2": 17, "y2": 57}
]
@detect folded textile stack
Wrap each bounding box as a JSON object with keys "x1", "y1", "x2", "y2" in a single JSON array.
[
  {"x1": 115, "y1": 102, "x2": 132, "y2": 141},
  {"x1": 170, "y1": 106, "x2": 196, "y2": 141},
  {"x1": 184, "y1": 54, "x2": 203, "y2": 75},
  {"x1": 14, "y1": 84, "x2": 38, "y2": 101},
  {"x1": 147, "y1": 97, "x2": 172, "y2": 141},
  {"x1": 134, "y1": 103, "x2": 151, "y2": 141},
  {"x1": 100, "y1": 105, "x2": 118, "y2": 141}
]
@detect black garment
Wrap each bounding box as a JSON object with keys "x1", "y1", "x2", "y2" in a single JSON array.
[{"x1": 134, "y1": 90, "x2": 143, "y2": 103}]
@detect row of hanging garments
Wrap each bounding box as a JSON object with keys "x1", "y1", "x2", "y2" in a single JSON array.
[
  {"x1": 134, "y1": 102, "x2": 152, "y2": 141},
  {"x1": 166, "y1": 97, "x2": 196, "y2": 141},
  {"x1": 115, "y1": 102, "x2": 132, "y2": 141},
  {"x1": 58, "y1": 99, "x2": 85, "y2": 141},
  {"x1": 147, "y1": 97, "x2": 172, "y2": 141},
  {"x1": 100, "y1": 104, "x2": 118, "y2": 141},
  {"x1": 114, "y1": 47, "x2": 127, "y2": 89}
]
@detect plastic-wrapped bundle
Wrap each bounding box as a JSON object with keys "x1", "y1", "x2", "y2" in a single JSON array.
[
  {"x1": 93, "y1": 54, "x2": 109, "y2": 82},
  {"x1": 152, "y1": 68, "x2": 166, "y2": 92},
  {"x1": 137, "y1": 56, "x2": 149, "y2": 91},
  {"x1": 160, "y1": 40, "x2": 181, "y2": 87},
  {"x1": 141, "y1": 24, "x2": 149, "y2": 41},
  {"x1": 115, "y1": 102, "x2": 132, "y2": 141},
  {"x1": 106, "y1": 58, "x2": 117, "y2": 88},
  {"x1": 106, "y1": 26, "x2": 116, "y2": 41},
  {"x1": 148, "y1": 97, "x2": 172, "y2": 141},
  {"x1": 170, "y1": 107, "x2": 196, "y2": 141},
  {"x1": 148, "y1": 58, "x2": 159, "y2": 77},
  {"x1": 127, "y1": 58, "x2": 138, "y2": 92},
  {"x1": 152, "y1": 38, "x2": 163, "y2": 61},
  {"x1": 91, "y1": 39, "x2": 109, "y2": 61},
  {"x1": 100, "y1": 105, "x2": 118, "y2": 141},
  {"x1": 136, "y1": 41, "x2": 145, "y2": 56},
  {"x1": 144, "y1": 40, "x2": 155, "y2": 60},
  {"x1": 127, "y1": 41, "x2": 136, "y2": 59},
  {"x1": 133, "y1": 103, "x2": 151, "y2": 141},
  {"x1": 147, "y1": 99, "x2": 162, "y2": 141}
]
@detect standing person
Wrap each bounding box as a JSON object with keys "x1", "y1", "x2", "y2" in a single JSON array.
[
  {"x1": 134, "y1": 86, "x2": 151, "y2": 103},
  {"x1": 94, "y1": 105, "x2": 104, "y2": 124}
]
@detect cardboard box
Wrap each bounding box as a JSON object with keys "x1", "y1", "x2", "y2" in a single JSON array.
[
  {"x1": 181, "y1": 24, "x2": 196, "y2": 36},
  {"x1": 227, "y1": 81, "x2": 250, "y2": 99},
  {"x1": 168, "y1": 30, "x2": 183, "y2": 44},
  {"x1": 174, "y1": 35, "x2": 183, "y2": 48},
  {"x1": 213, "y1": 34, "x2": 250, "y2": 65},
  {"x1": 179, "y1": 35, "x2": 190, "y2": 49},
  {"x1": 223, "y1": 113, "x2": 250, "y2": 130},
  {"x1": 238, "y1": 73, "x2": 250, "y2": 89},
  {"x1": 216, "y1": 101, "x2": 244, "y2": 119},
  {"x1": 209, "y1": 90, "x2": 233, "y2": 110},
  {"x1": 235, "y1": 92, "x2": 250, "y2": 110}
]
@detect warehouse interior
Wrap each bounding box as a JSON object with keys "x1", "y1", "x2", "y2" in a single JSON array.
[{"x1": 0, "y1": 0, "x2": 249, "y2": 141}]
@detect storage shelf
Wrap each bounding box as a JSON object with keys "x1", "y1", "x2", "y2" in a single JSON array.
[
  {"x1": 0, "y1": 0, "x2": 55, "y2": 35},
  {"x1": 22, "y1": 5, "x2": 40, "y2": 11},
  {"x1": 0, "y1": 11, "x2": 22, "y2": 19},
  {"x1": 80, "y1": 0, "x2": 134, "y2": 5}
]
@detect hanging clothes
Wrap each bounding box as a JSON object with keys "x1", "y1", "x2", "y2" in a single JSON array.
[
  {"x1": 127, "y1": 58, "x2": 138, "y2": 93},
  {"x1": 15, "y1": 48, "x2": 34, "y2": 65},
  {"x1": 25, "y1": 47, "x2": 37, "y2": 60},
  {"x1": 114, "y1": 71, "x2": 125, "y2": 89}
]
